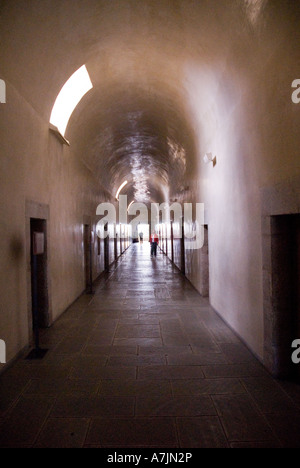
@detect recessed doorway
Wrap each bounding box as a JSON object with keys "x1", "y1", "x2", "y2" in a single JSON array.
[
  {"x1": 263, "y1": 212, "x2": 300, "y2": 379},
  {"x1": 30, "y1": 218, "x2": 49, "y2": 329}
]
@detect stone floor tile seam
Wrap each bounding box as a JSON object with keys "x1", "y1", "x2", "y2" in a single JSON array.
[
  {"x1": 214, "y1": 387, "x2": 283, "y2": 445},
  {"x1": 239, "y1": 376, "x2": 299, "y2": 416}
]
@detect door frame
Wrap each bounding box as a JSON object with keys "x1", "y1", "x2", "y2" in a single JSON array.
[
  {"x1": 199, "y1": 224, "x2": 209, "y2": 297},
  {"x1": 261, "y1": 177, "x2": 300, "y2": 377},
  {"x1": 25, "y1": 200, "x2": 52, "y2": 342},
  {"x1": 170, "y1": 221, "x2": 174, "y2": 262},
  {"x1": 104, "y1": 222, "x2": 109, "y2": 271},
  {"x1": 181, "y1": 220, "x2": 185, "y2": 275}
]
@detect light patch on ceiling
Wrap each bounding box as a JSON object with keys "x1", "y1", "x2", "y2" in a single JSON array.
[
  {"x1": 244, "y1": 0, "x2": 266, "y2": 25},
  {"x1": 130, "y1": 152, "x2": 150, "y2": 203},
  {"x1": 167, "y1": 137, "x2": 186, "y2": 172}
]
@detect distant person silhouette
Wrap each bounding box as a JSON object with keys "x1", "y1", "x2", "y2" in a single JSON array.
[
  {"x1": 139, "y1": 231, "x2": 143, "y2": 243},
  {"x1": 150, "y1": 232, "x2": 159, "y2": 257}
]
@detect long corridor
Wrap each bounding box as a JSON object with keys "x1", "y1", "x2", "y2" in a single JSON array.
[{"x1": 1, "y1": 243, "x2": 300, "y2": 448}]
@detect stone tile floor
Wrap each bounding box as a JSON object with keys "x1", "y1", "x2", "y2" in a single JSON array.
[{"x1": 1, "y1": 242, "x2": 300, "y2": 447}]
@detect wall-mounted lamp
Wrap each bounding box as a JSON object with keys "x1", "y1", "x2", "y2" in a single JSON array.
[
  {"x1": 203, "y1": 152, "x2": 217, "y2": 166},
  {"x1": 116, "y1": 180, "x2": 128, "y2": 200}
]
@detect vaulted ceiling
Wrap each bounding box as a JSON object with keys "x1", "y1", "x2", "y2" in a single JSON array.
[{"x1": 1, "y1": 0, "x2": 296, "y2": 203}]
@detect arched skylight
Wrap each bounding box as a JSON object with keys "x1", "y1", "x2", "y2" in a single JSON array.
[
  {"x1": 50, "y1": 65, "x2": 93, "y2": 136},
  {"x1": 127, "y1": 200, "x2": 134, "y2": 212},
  {"x1": 116, "y1": 180, "x2": 128, "y2": 200}
]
